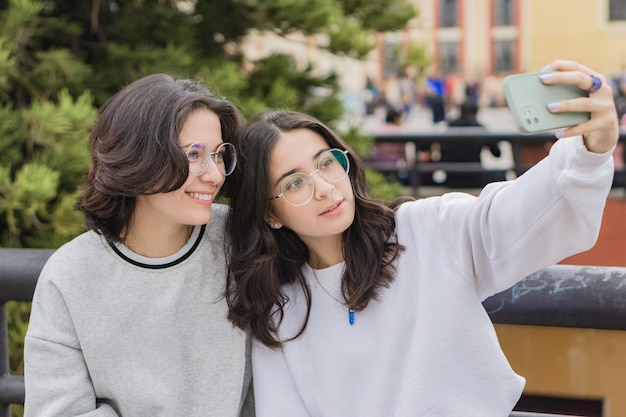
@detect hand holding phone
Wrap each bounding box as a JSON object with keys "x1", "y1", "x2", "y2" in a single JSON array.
[{"x1": 503, "y1": 71, "x2": 590, "y2": 134}]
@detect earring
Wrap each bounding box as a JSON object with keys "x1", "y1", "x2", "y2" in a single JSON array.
[{"x1": 272, "y1": 223, "x2": 280, "y2": 229}]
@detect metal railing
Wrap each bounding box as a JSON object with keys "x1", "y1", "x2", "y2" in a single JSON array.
[
  {"x1": 2, "y1": 249, "x2": 626, "y2": 416},
  {"x1": 371, "y1": 130, "x2": 626, "y2": 196},
  {"x1": 0, "y1": 249, "x2": 53, "y2": 417},
  {"x1": 510, "y1": 413, "x2": 582, "y2": 417}
]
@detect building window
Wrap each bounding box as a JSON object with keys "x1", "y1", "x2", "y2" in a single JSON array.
[
  {"x1": 494, "y1": 0, "x2": 515, "y2": 26},
  {"x1": 439, "y1": 41, "x2": 459, "y2": 74},
  {"x1": 609, "y1": 0, "x2": 626, "y2": 21},
  {"x1": 439, "y1": 0, "x2": 458, "y2": 28},
  {"x1": 493, "y1": 39, "x2": 515, "y2": 73}
]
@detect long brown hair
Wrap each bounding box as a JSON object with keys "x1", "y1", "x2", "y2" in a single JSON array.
[
  {"x1": 226, "y1": 111, "x2": 410, "y2": 348},
  {"x1": 75, "y1": 73, "x2": 243, "y2": 243}
]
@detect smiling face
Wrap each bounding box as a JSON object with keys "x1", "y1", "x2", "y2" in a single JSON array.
[
  {"x1": 267, "y1": 128, "x2": 355, "y2": 251},
  {"x1": 133, "y1": 108, "x2": 227, "y2": 231}
]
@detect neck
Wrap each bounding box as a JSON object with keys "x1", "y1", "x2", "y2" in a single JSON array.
[
  {"x1": 124, "y1": 224, "x2": 193, "y2": 258},
  {"x1": 305, "y1": 235, "x2": 344, "y2": 269}
]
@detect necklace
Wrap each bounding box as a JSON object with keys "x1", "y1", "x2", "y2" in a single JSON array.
[{"x1": 310, "y1": 266, "x2": 355, "y2": 326}]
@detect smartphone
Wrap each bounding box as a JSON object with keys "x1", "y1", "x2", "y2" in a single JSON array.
[{"x1": 502, "y1": 71, "x2": 590, "y2": 134}]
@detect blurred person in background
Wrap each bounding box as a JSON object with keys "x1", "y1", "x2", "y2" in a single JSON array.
[{"x1": 438, "y1": 101, "x2": 506, "y2": 188}]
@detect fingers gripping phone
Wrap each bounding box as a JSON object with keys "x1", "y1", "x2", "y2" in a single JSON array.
[{"x1": 503, "y1": 71, "x2": 590, "y2": 134}]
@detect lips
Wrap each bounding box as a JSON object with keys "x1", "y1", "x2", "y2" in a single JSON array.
[
  {"x1": 187, "y1": 192, "x2": 214, "y2": 201},
  {"x1": 320, "y1": 200, "x2": 342, "y2": 215}
]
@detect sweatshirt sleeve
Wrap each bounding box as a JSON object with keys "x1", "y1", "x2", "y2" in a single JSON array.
[
  {"x1": 24, "y1": 260, "x2": 120, "y2": 417},
  {"x1": 436, "y1": 135, "x2": 614, "y2": 300}
]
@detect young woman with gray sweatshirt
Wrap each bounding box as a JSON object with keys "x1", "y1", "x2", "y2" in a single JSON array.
[{"x1": 24, "y1": 74, "x2": 254, "y2": 417}]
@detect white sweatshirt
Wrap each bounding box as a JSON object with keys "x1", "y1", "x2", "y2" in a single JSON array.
[{"x1": 252, "y1": 136, "x2": 614, "y2": 417}]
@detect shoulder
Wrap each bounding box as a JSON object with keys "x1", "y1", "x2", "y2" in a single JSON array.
[
  {"x1": 201, "y1": 203, "x2": 231, "y2": 255},
  {"x1": 204, "y1": 203, "x2": 230, "y2": 236},
  {"x1": 209, "y1": 203, "x2": 230, "y2": 225},
  {"x1": 42, "y1": 231, "x2": 106, "y2": 272},
  {"x1": 395, "y1": 193, "x2": 477, "y2": 225},
  {"x1": 35, "y1": 231, "x2": 108, "y2": 291},
  {"x1": 395, "y1": 196, "x2": 440, "y2": 219}
]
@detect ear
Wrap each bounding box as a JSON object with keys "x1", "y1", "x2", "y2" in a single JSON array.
[{"x1": 266, "y1": 214, "x2": 282, "y2": 230}]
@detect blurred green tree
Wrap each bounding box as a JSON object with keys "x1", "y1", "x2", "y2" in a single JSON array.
[
  {"x1": 0, "y1": 0, "x2": 419, "y2": 248},
  {"x1": 0, "y1": 0, "x2": 95, "y2": 248}
]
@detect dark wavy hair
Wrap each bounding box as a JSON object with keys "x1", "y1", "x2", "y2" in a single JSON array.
[
  {"x1": 75, "y1": 73, "x2": 243, "y2": 243},
  {"x1": 226, "y1": 111, "x2": 410, "y2": 348}
]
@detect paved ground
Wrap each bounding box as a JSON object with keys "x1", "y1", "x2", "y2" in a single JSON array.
[
  {"x1": 413, "y1": 105, "x2": 517, "y2": 132},
  {"x1": 362, "y1": 104, "x2": 519, "y2": 133}
]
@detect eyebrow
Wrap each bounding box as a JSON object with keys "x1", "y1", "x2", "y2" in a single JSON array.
[
  {"x1": 180, "y1": 142, "x2": 224, "y2": 151},
  {"x1": 181, "y1": 142, "x2": 200, "y2": 150},
  {"x1": 273, "y1": 148, "x2": 329, "y2": 187}
]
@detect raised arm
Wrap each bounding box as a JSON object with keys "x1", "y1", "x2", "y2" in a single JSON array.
[{"x1": 436, "y1": 61, "x2": 618, "y2": 299}]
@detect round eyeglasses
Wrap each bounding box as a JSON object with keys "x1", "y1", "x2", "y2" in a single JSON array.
[
  {"x1": 269, "y1": 148, "x2": 350, "y2": 206},
  {"x1": 185, "y1": 142, "x2": 237, "y2": 177}
]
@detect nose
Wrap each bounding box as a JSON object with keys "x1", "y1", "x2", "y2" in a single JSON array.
[
  {"x1": 311, "y1": 171, "x2": 333, "y2": 200},
  {"x1": 199, "y1": 158, "x2": 224, "y2": 184}
]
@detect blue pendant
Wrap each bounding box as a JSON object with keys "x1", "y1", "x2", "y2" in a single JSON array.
[{"x1": 348, "y1": 308, "x2": 355, "y2": 326}]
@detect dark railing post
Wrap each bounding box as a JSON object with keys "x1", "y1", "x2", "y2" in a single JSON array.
[
  {"x1": 0, "y1": 248, "x2": 54, "y2": 415},
  {"x1": 404, "y1": 140, "x2": 420, "y2": 196},
  {"x1": 0, "y1": 303, "x2": 10, "y2": 417}
]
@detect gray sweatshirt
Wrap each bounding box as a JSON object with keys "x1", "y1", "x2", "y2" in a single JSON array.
[{"x1": 24, "y1": 204, "x2": 253, "y2": 417}]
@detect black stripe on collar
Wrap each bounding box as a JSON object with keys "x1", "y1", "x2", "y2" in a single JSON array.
[{"x1": 108, "y1": 224, "x2": 206, "y2": 269}]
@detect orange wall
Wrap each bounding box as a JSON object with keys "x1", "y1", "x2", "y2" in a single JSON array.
[
  {"x1": 563, "y1": 198, "x2": 626, "y2": 267},
  {"x1": 496, "y1": 324, "x2": 626, "y2": 417}
]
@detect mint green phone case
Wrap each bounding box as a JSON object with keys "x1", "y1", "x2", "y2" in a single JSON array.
[{"x1": 502, "y1": 71, "x2": 590, "y2": 134}]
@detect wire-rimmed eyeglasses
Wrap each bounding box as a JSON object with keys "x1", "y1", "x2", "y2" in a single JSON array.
[
  {"x1": 185, "y1": 142, "x2": 237, "y2": 177},
  {"x1": 268, "y1": 148, "x2": 350, "y2": 206}
]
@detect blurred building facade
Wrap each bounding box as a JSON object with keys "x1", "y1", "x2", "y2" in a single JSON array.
[
  {"x1": 375, "y1": 0, "x2": 626, "y2": 80},
  {"x1": 241, "y1": 0, "x2": 626, "y2": 119}
]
